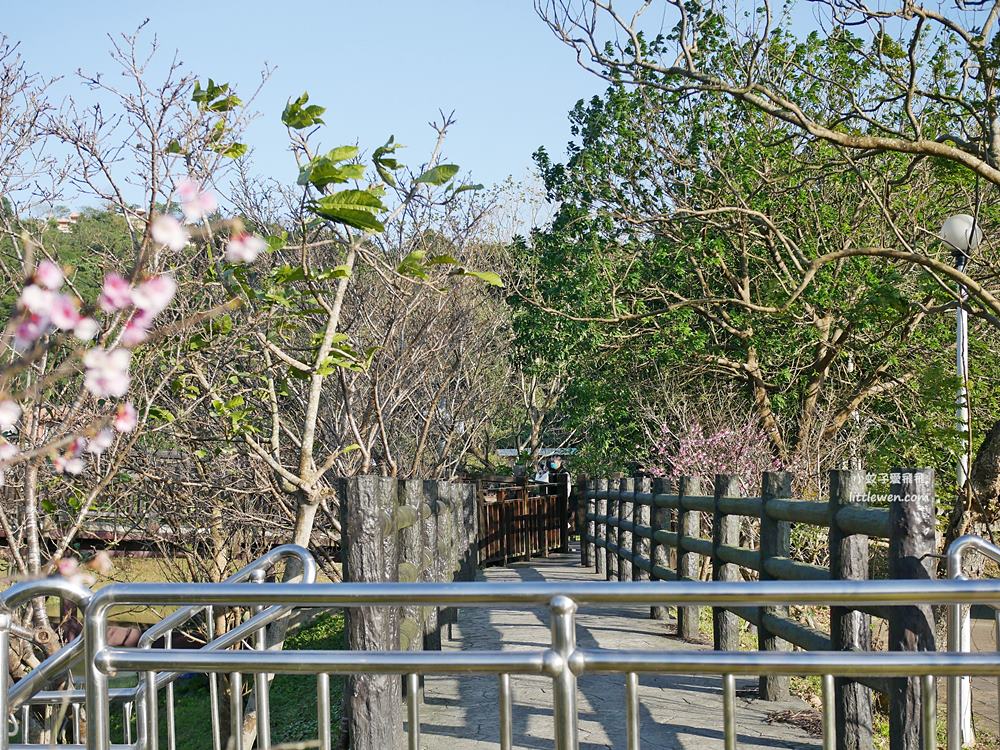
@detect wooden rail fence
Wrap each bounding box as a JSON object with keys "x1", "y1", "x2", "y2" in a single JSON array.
[
  {"x1": 582, "y1": 468, "x2": 937, "y2": 750},
  {"x1": 476, "y1": 476, "x2": 569, "y2": 566}
]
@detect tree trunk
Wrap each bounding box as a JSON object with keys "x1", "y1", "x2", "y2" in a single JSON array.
[{"x1": 945, "y1": 418, "x2": 1000, "y2": 557}]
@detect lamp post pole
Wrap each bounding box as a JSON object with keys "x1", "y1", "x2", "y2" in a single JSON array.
[
  {"x1": 955, "y1": 251, "x2": 970, "y2": 495},
  {"x1": 941, "y1": 213, "x2": 981, "y2": 749}
]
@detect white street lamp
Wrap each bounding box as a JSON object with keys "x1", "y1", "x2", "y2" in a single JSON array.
[
  {"x1": 941, "y1": 212, "x2": 982, "y2": 750},
  {"x1": 941, "y1": 213, "x2": 981, "y2": 491}
]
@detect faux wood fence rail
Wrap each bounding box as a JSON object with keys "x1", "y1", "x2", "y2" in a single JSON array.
[
  {"x1": 582, "y1": 468, "x2": 936, "y2": 750},
  {"x1": 476, "y1": 477, "x2": 569, "y2": 567}
]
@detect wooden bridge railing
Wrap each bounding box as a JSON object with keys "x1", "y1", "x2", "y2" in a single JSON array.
[
  {"x1": 583, "y1": 468, "x2": 936, "y2": 750},
  {"x1": 476, "y1": 476, "x2": 569, "y2": 567}
]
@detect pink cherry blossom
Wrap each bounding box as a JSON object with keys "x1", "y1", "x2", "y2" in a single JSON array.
[
  {"x1": 54, "y1": 555, "x2": 95, "y2": 585},
  {"x1": 35, "y1": 260, "x2": 64, "y2": 291},
  {"x1": 131, "y1": 275, "x2": 176, "y2": 316},
  {"x1": 83, "y1": 348, "x2": 131, "y2": 398},
  {"x1": 643, "y1": 417, "x2": 784, "y2": 494},
  {"x1": 53, "y1": 453, "x2": 85, "y2": 475},
  {"x1": 177, "y1": 179, "x2": 218, "y2": 223},
  {"x1": 86, "y1": 428, "x2": 115, "y2": 454},
  {"x1": 0, "y1": 400, "x2": 21, "y2": 431},
  {"x1": 121, "y1": 311, "x2": 151, "y2": 348},
  {"x1": 99, "y1": 274, "x2": 133, "y2": 313},
  {"x1": 50, "y1": 294, "x2": 81, "y2": 331},
  {"x1": 225, "y1": 233, "x2": 267, "y2": 264},
  {"x1": 14, "y1": 314, "x2": 47, "y2": 351},
  {"x1": 56, "y1": 556, "x2": 79, "y2": 576},
  {"x1": 74, "y1": 317, "x2": 99, "y2": 342},
  {"x1": 87, "y1": 550, "x2": 113, "y2": 576},
  {"x1": 151, "y1": 214, "x2": 189, "y2": 251},
  {"x1": 19, "y1": 284, "x2": 54, "y2": 316},
  {"x1": 114, "y1": 402, "x2": 138, "y2": 433}
]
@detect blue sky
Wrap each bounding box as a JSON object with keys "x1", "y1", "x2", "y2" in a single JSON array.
[{"x1": 5, "y1": 2, "x2": 605, "y2": 195}]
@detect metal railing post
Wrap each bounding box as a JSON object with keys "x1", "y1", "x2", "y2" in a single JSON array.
[
  {"x1": 207, "y1": 605, "x2": 222, "y2": 750},
  {"x1": 550, "y1": 595, "x2": 578, "y2": 750},
  {"x1": 145, "y1": 666, "x2": 159, "y2": 750},
  {"x1": 499, "y1": 673, "x2": 513, "y2": 750},
  {"x1": 625, "y1": 671, "x2": 640, "y2": 749},
  {"x1": 317, "y1": 673, "x2": 331, "y2": 750},
  {"x1": 229, "y1": 672, "x2": 244, "y2": 750},
  {"x1": 821, "y1": 674, "x2": 835, "y2": 750},
  {"x1": 251, "y1": 568, "x2": 272, "y2": 750},
  {"x1": 722, "y1": 673, "x2": 736, "y2": 750},
  {"x1": 85, "y1": 599, "x2": 111, "y2": 750},
  {"x1": 406, "y1": 672, "x2": 421, "y2": 750},
  {"x1": 165, "y1": 630, "x2": 176, "y2": 750}
]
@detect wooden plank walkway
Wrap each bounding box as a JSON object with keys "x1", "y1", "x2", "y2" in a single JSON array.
[{"x1": 418, "y1": 548, "x2": 820, "y2": 749}]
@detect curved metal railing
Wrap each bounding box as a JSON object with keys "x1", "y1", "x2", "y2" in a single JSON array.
[
  {"x1": 946, "y1": 534, "x2": 1000, "y2": 750},
  {"x1": 2, "y1": 544, "x2": 316, "y2": 749}
]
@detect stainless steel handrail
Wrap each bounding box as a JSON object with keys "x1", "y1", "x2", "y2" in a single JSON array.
[
  {"x1": 0, "y1": 578, "x2": 93, "y2": 721},
  {"x1": 82, "y1": 576, "x2": 1000, "y2": 750},
  {"x1": 4, "y1": 545, "x2": 316, "y2": 749},
  {"x1": 138, "y1": 543, "x2": 316, "y2": 647},
  {"x1": 947, "y1": 534, "x2": 1000, "y2": 750}
]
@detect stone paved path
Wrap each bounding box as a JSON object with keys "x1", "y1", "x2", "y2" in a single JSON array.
[
  {"x1": 970, "y1": 617, "x2": 999, "y2": 736},
  {"x1": 417, "y1": 550, "x2": 821, "y2": 749}
]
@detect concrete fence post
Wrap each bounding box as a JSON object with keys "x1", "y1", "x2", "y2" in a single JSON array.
[
  {"x1": 595, "y1": 478, "x2": 608, "y2": 577},
  {"x1": 650, "y1": 477, "x2": 672, "y2": 621},
  {"x1": 758, "y1": 471, "x2": 792, "y2": 701},
  {"x1": 339, "y1": 476, "x2": 403, "y2": 749},
  {"x1": 888, "y1": 468, "x2": 936, "y2": 750},
  {"x1": 633, "y1": 476, "x2": 651, "y2": 582},
  {"x1": 828, "y1": 469, "x2": 873, "y2": 750},
  {"x1": 712, "y1": 474, "x2": 740, "y2": 651},
  {"x1": 676, "y1": 475, "x2": 702, "y2": 641},
  {"x1": 618, "y1": 477, "x2": 634, "y2": 582}
]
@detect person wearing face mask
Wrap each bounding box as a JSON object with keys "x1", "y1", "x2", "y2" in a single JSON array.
[
  {"x1": 546, "y1": 455, "x2": 575, "y2": 546},
  {"x1": 546, "y1": 455, "x2": 570, "y2": 497}
]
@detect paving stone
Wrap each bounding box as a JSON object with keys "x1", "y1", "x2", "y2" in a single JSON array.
[{"x1": 414, "y1": 550, "x2": 821, "y2": 749}]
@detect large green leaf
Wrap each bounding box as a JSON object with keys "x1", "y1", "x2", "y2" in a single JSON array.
[
  {"x1": 214, "y1": 141, "x2": 248, "y2": 159},
  {"x1": 310, "y1": 189, "x2": 386, "y2": 232},
  {"x1": 297, "y1": 148, "x2": 365, "y2": 189},
  {"x1": 397, "y1": 250, "x2": 428, "y2": 279},
  {"x1": 193, "y1": 79, "x2": 242, "y2": 112},
  {"x1": 282, "y1": 92, "x2": 327, "y2": 129},
  {"x1": 462, "y1": 270, "x2": 504, "y2": 287},
  {"x1": 415, "y1": 164, "x2": 460, "y2": 185}
]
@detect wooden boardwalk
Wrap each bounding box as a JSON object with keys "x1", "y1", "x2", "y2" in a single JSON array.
[{"x1": 418, "y1": 548, "x2": 820, "y2": 749}]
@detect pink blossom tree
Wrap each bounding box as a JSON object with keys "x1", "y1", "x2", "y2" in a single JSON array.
[{"x1": 644, "y1": 416, "x2": 783, "y2": 494}]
